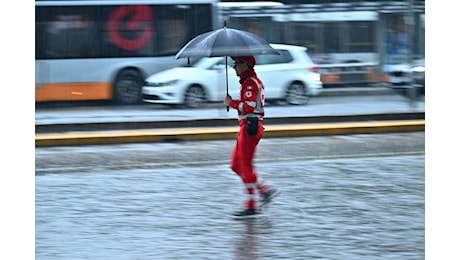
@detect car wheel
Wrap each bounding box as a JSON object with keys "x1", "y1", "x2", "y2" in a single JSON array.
[
  {"x1": 113, "y1": 69, "x2": 143, "y2": 105},
  {"x1": 184, "y1": 85, "x2": 207, "y2": 108},
  {"x1": 285, "y1": 81, "x2": 310, "y2": 105}
]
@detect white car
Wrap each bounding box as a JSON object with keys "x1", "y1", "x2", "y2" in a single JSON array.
[
  {"x1": 142, "y1": 44, "x2": 323, "y2": 108},
  {"x1": 383, "y1": 63, "x2": 413, "y2": 85},
  {"x1": 383, "y1": 57, "x2": 425, "y2": 97}
]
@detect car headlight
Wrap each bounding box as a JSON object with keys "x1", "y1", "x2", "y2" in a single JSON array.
[
  {"x1": 145, "y1": 79, "x2": 179, "y2": 87},
  {"x1": 412, "y1": 66, "x2": 425, "y2": 73}
]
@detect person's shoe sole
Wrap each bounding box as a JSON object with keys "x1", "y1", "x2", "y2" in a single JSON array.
[
  {"x1": 231, "y1": 211, "x2": 261, "y2": 220},
  {"x1": 232, "y1": 213, "x2": 261, "y2": 220}
]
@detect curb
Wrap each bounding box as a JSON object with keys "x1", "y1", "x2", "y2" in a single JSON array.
[
  {"x1": 35, "y1": 112, "x2": 425, "y2": 134},
  {"x1": 35, "y1": 119, "x2": 425, "y2": 147}
]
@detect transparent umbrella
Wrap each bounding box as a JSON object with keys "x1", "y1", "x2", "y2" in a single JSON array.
[{"x1": 175, "y1": 21, "x2": 279, "y2": 110}]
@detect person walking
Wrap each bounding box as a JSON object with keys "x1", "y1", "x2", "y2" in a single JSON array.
[{"x1": 224, "y1": 56, "x2": 279, "y2": 219}]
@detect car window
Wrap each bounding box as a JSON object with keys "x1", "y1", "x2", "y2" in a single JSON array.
[
  {"x1": 303, "y1": 50, "x2": 315, "y2": 64},
  {"x1": 215, "y1": 57, "x2": 231, "y2": 67},
  {"x1": 194, "y1": 57, "x2": 225, "y2": 69},
  {"x1": 255, "y1": 50, "x2": 293, "y2": 65}
]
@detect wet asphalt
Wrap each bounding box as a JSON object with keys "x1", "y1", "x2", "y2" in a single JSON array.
[{"x1": 36, "y1": 133, "x2": 425, "y2": 259}]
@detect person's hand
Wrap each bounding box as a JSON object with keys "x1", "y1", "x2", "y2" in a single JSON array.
[{"x1": 224, "y1": 95, "x2": 232, "y2": 106}]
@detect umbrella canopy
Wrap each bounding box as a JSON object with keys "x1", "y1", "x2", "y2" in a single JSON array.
[
  {"x1": 175, "y1": 26, "x2": 279, "y2": 59},
  {"x1": 175, "y1": 23, "x2": 279, "y2": 111}
]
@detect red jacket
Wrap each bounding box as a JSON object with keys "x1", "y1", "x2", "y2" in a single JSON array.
[{"x1": 229, "y1": 68, "x2": 265, "y2": 120}]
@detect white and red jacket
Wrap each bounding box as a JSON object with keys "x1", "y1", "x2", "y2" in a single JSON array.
[{"x1": 228, "y1": 68, "x2": 265, "y2": 120}]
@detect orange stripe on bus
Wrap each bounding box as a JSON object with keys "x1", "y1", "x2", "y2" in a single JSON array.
[{"x1": 35, "y1": 82, "x2": 112, "y2": 102}]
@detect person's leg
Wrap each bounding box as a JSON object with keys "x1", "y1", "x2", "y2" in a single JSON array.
[
  {"x1": 232, "y1": 121, "x2": 278, "y2": 218},
  {"x1": 238, "y1": 126, "x2": 261, "y2": 210},
  {"x1": 230, "y1": 137, "x2": 242, "y2": 177},
  {"x1": 248, "y1": 121, "x2": 279, "y2": 204}
]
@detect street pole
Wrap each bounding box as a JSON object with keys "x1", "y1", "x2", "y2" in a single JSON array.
[{"x1": 407, "y1": 0, "x2": 418, "y2": 108}]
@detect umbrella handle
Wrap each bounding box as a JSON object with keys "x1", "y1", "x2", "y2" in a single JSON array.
[{"x1": 226, "y1": 57, "x2": 229, "y2": 112}]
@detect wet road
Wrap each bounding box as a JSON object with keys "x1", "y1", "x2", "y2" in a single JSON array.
[{"x1": 35, "y1": 132, "x2": 424, "y2": 259}]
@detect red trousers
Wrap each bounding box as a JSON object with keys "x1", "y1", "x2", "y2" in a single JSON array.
[{"x1": 230, "y1": 119, "x2": 264, "y2": 209}]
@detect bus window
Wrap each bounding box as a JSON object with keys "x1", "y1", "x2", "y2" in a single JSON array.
[
  {"x1": 45, "y1": 12, "x2": 99, "y2": 58},
  {"x1": 290, "y1": 22, "x2": 321, "y2": 54},
  {"x1": 348, "y1": 21, "x2": 376, "y2": 53},
  {"x1": 35, "y1": 1, "x2": 218, "y2": 104},
  {"x1": 323, "y1": 22, "x2": 341, "y2": 53}
]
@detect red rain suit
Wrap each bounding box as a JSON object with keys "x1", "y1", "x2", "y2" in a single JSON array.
[{"x1": 228, "y1": 68, "x2": 266, "y2": 210}]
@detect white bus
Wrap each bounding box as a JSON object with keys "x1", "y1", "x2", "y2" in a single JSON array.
[
  {"x1": 35, "y1": 0, "x2": 218, "y2": 104},
  {"x1": 219, "y1": 1, "x2": 425, "y2": 86}
]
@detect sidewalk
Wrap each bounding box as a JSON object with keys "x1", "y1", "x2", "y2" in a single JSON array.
[{"x1": 36, "y1": 119, "x2": 425, "y2": 147}]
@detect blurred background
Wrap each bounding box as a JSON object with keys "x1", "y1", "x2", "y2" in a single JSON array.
[{"x1": 35, "y1": 0, "x2": 425, "y2": 107}]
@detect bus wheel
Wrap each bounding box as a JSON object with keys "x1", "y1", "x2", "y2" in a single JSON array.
[
  {"x1": 184, "y1": 85, "x2": 207, "y2": 108},
  {"x1": 113, "y1": 69, "x2": 143, "y2": 105},
  {"x1": 285, "y1": 81, "x2": 310, "y2": 105}
]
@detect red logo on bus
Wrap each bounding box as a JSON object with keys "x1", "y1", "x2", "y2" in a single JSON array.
[{"x1": 108, "y1": 5, "x2": 154, "y2": 51}]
